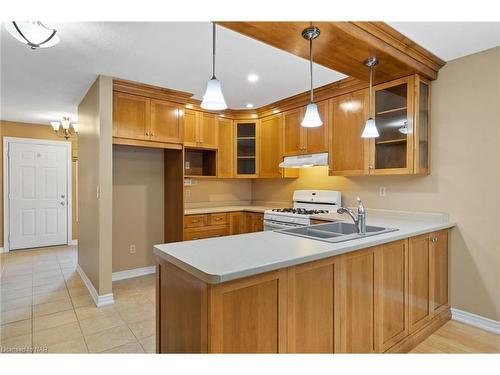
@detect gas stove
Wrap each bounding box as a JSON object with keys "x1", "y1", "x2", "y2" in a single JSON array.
[{"x1": 264, "y1": 190, "x2": 341, "y2": 230}]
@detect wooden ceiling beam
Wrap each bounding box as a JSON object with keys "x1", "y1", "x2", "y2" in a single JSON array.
[{"x1": 218, "y1": 21, "x2": 446, "y2": 82}]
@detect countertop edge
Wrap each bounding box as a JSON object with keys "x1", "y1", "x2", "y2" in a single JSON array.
[{"x1": 154, "y1": 221, "x2": 456, "y2": 285}]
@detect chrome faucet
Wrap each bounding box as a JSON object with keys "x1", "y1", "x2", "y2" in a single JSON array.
[{"x1": 337, "y1": 197, "x2": 366, "y2": 235}]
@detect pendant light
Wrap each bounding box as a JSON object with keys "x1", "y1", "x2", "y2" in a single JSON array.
[
  {"x1": 301, "y1": 25, "x2": 322, "y2": 128},
  {"x1": 361, "y1": 57, "x2": 380, "y2": 138},
  {"x1": 4, "y1": 21, "x2": 59, "y2": 50},
  {"x1": 201, "y1": 23, "x2": 227, "y2": 111}
]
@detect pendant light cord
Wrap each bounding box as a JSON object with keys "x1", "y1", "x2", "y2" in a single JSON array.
[
  {"x1": 309, "y1": 36, "x2": 314, "y2": 103},
  {"x1": 212, "y1": 22, "x2": 216, "y2": 79},
  {"x1": 368, "y1": 64, "x2": 373, "y2": 118}
]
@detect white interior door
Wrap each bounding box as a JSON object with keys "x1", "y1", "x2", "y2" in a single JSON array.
[{"x1": 9, "y1": 141, "x2": 68, "y2": 250}]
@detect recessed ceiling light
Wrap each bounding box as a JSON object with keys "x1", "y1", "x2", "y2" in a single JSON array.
[
  {"x1": 246, "y1": 103, "x2": 254, "y2": 109},
  {"x1": 272, "y1": 109, "x2": 280, "y2": 114},
  {"x1": 247, "y1": 74, "x2": 259, "y2": 83}
]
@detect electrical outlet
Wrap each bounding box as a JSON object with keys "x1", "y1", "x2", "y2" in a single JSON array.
[
  {"x1": 129, "y1": 244, "x2": 136, "y2": 254},
  {"x1": 379, "y1": 187, "x2": 387, "y2": 197}
]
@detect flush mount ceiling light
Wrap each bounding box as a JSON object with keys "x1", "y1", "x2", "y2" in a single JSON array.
[
  {"x1": 361, "y1": 57, "x2": 380, "y2": 138},
  {"x1": 245, "y1": 103, "x2": 254, "y2": 108},
  {"x1": 201, "y1": 23, "x2": 227, "y2": 111},
  {"x1": 51, "y1": 117, "x2": 78, "y2": 140},
  {"x1": 247, "y1": 74, "x2": 259, "y2": 83},
  {"x1": 301, "y1": 25, "x2": 323, "y2": 128},
  {"x1": 5, "y1": 21, "x2": 59, "y2": 50}
]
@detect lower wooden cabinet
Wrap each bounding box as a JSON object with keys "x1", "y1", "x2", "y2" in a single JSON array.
[
  {"x1": 158, "y1": 230, "x2": 450, "y2": 353},
  {"x1": 184, "y1": 211, "x2": 264, "y2": 240}
]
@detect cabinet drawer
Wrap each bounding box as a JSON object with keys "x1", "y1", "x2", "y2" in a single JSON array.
[
  {"x1": 184, "y1": 214, "x2": 208, "y2": 228},
  {"x1": 209, "y1": 213, "x2": 228, "y2": 226},
  {"x1": 184, "y1": 226, "x2": 229, "y2": 241}
]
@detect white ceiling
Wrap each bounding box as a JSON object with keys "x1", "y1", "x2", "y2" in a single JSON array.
[{"x1": 1, "y1": 22, "x2": 499, "y2": 126}]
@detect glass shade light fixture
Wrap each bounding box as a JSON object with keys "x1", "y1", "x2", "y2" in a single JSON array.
[
  {"x1": 5, "y1": 21, "x2": 59, "y2": 50},
  {"x1": 51, "y1": 117, "x2": 78, "y2": 140},
  {"x1": 201, "y1": 23, "x2": 227, "y2": 111},
  {"x1": 301, "y1": 25, "x2": 322, "y2": 128},
  {"x1": 361, "y1": 57, "x2": 380, "y2": 138}
]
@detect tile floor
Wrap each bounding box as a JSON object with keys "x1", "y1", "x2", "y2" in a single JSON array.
[{"x1": 0, "y1": 245, "x2": 155, "y2": 353}]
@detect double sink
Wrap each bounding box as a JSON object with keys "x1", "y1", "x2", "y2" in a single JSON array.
[{"x1": 277, "y1": 221, "x2": 398, "y2": 243}]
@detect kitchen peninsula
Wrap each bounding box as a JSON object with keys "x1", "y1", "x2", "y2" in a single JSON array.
[{"x1": 154, "y1": 209, "x2": 455, "y2": 353}]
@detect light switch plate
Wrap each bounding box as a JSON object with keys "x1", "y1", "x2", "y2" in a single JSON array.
[{"x1": 379, "y1": 187, "x2": 387, "y2": 197}]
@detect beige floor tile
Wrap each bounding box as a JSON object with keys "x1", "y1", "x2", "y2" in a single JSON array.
[
  {"x1": 139, "y1": 335, "x2": 155, "y2": 354},
  {"x1": 33, "y1": 289, "x2": 70, "y2": 305},
  {"x1": 1, "y1": 296, "x2": 32, "y2": 312},
  {"x1": 1, "y1": 279, "x2": 32, "y2": 292},
  {"x1": 65, "y1": 276, "x2": 84, "y2": 288},
  {"x1": 116, "y1": 304, "x2": 155, "y2": 324},
  {"x1": 33, "y1": 298, "x2": 73, "y2": 317},
  {"x1": 101, "y1": 340, "x2": 144, "y2": 353},
  {"x1": 33, "y1": 309, "x2": 77, "y2": 331},
  {"x1": 79, "y1": 312, "x2": 126, "y2": 336},
  {"x1": 71, "y1": 294, "x2": 94, "y2": 308},
  {"x1": 0, "y1": 318, "x2": 32, "y2": 340},
  {"x1": 85, "y1": 325, "x2": 136, "y2": 353},
  {"x1": 0, "y1": 333, "x2": 32, "y2": 353},
  {"x1": 68, "y1": 286, "x2": 91, "y2": 298},
  {"x1": 44, "y1": 336, "x2": 88, "y2": 353},
  {"x1": 128, "y1": 319, "x2": 155, "y2": 340},
  {"x1": 33, "y1": 321, "x2": 83, "y2": 347},
  {"x1": 0, "y1": 306, "x2": 32, "y2": 325},
  {"x1": 33, "y1": 282, "x2": 66, "y2": 295},
  {"x1": 33, "y1": 269, "x2": 62, "y2": 280},
  {"x1": 32, "y1": 274, "x2": 65, "y2": 287},
  {"x1": 1, "y1": 286, "x2": 33, "y2": 301},
  {"x1": 75, "y1": 305, "x2": 116, "y2": 321}
]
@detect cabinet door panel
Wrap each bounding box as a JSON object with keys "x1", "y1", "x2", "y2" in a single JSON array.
[
  {"x1": 150, "y1": 100, "x2": 182, "y2": 143},
  {"x1": 408, "y1": 234, "x2": 431, "y2": 333},
  {"x1": 288, "y1": 259, "x2": 338, "y2": 353},
  {"x1": 259, "y1": 114, "x2": 282, "y2": 178},
  {"x1": 431, "y1": 230, "x2": 449, "y2": 315},
  {"x1": 305, "y1": 100, "x2": 329, "y2": 154},
  {"x1": 199, "y1": 113, "x2": 217, "y2": 148},
  {"x1": 113, "y1": 92, "x2": 150, "y2": 140},
  {"x1": 183, "y1": 109, "x2": 198, "y2": 147},
  {"x1": 217, "y1": 118, "x2": 234, "y2": 178},
  {"x1": 229, "y1": 212, "x2": 245, "y2": 235},
  {"x1": 283, "y1": 108, "x2": 303, "y2": 156},
  {"x1": 378, "y1": 240, "x2": 408, "y2": 351},
  {"x1": 342, "y1": 249, "x2": 377, "y2": 353},
  {"x1": 330, "y1": 90, "x2": 369, "y2": 175}
]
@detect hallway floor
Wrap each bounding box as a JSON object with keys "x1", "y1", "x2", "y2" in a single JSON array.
[
  {"x1": 1, "y1": 245, "x2": 498, "y2": 354},
  {"x1": 1, "y1": 245, "x2": 155, "y2": 353}
]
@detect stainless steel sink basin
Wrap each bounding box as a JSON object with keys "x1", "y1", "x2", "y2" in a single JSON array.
[{"x1": 277, "y1": 222, "x2": 398, "y2": 243}]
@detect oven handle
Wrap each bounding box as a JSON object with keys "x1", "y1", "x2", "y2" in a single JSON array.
[{"x1": 264, "y1": 220, "x2": 302, "y2": 231}]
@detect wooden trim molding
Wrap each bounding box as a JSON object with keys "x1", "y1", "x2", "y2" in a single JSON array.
[
  {"x1": 113, "y1": 78, "x2": 193, "y2": 104},
  {"x1": 112, "y1": 137, "x2": 183, "y2": 150}
]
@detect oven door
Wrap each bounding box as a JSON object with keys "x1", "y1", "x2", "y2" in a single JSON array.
[{"x1": 263, "y1": 220, "x2": 304, "y2": 231}]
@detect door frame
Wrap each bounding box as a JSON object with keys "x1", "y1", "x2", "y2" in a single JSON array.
[{"x1": 3, "y1": 137, "x2": 73, "y2": 252}]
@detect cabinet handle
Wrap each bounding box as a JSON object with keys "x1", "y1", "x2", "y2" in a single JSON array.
[
  {"x1": 369, "y1": 164, "x2": 374, "y2": 169},
  {"x1": 145, "y1": 132, "x2": 149, "y2": 136},
  {"x1": 151, "y1": 133, "x2": 155, "y2": 136},
  {"x1": 192, "y1": 219, "x2": 200, "y2": 223},
  {"x1": 431, "y1": 237, "x2": 438, "y2": 243}
]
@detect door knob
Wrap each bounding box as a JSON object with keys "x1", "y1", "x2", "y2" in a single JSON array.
[
  {"x1": 61, "y1": 195, "x2": 65, "y2": 198},
  {"x1": 60, "y1": 202, "x2": 66, "y2": 206}
]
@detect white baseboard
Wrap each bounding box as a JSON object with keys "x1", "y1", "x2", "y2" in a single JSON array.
[
  {"x1": 76, "y1": 264, "x2": 114, "y2": 307},
  {"x1": 451, "y1": 308, "x2": 500, "y2": 335},
  {"x1": 112, "y1": 265, "x2": 156, "y2": 281},
  {"x1": 69, "y1": 240, "x2": 78, "y2": 246},
  {"x1": 0, "y1": 247, "x2": 5, "y2": 253}
]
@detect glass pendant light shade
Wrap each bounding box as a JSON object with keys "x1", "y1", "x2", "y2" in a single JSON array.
[
  {"x1": 50, "y1": 121, "x2": 60, "y2": 131},
  {"x1": 5, "y1": 21, "x2": 59, "y2": 49},
  {"x1": 61, "y1": 118, "x2": 71, "y2": 130},
  {"x1": 301, "y1": 102, "x2": 323, "y2": 127},
  {"x1": 361, "y1": 118, "x2": 379, "y2": 138},
  {"x1": 72, "y1": 123, "x2": 79, "y2": 133},
  {"x1": 201, "y1": 78, "x2": 227, "y2": 110}
]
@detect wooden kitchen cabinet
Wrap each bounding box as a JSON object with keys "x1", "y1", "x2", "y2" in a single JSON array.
[
  {"x1": 430, "y1": 229, "x2": 449, "y2": 315},
  {"x1": 242, "y1": 212, "x2": 264, "y2": 233},
  {"x1": 259, "y1": 114, "x2": 283, "y2": 178},
  {"x1": 217, "y1": 117, "x2": 234, "y2": 178},
  {"x1": 340, "y1": 247, "x2": 378, "y2": 353},
  {"x1": 184, "y1": 211, "x2": 263, "y2": 240},
  {"x1": 329, "y1": 89, "x2": 369, "y2": 176},
  {"x1": 235, "y1": 121, "x2": 259, "y2": 177},
  {"x1": 183, "y1": 109, "x2": 218, "y2": 149},
  {"x1": 283, "y1": 100, "x2": 329, "y2": 156},
  {"x1": 287, "y1": 257, "x2": 340, "y2": 353},
  {"x1": 229, "y1": 212, "x2": 245, "y2": 235},
  {"x1": 408, "y1": 233, "x2": 432, "y2": 333},
  {"x1": 113, "y1": 92, "x2": 183, "y2": 144},
  {"x1": 377, "y1": 240, "x2": 409, "y2": 351}
]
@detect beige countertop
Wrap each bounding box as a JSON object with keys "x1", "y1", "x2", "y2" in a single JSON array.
[
  {"x1": 184, "y1": 205, "x2": 278, "y2": 215},
  {"x1": 155, "y1": 209, "x2": 455, "y2": 284}
]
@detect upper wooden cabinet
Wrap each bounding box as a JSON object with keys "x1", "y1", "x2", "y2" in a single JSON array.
[
  {"x1": 113, "y1": 92, "x2": 183, "y2": 144},
  {"x1": 217, "y1": 117, "x2": 234, "y2": 178},
  {"x1": 283, "y1": 100, "x2": 329, "y2": 156},
  {"x1": 183, "y1": 109, "x2": 218, "y2": 149},
  {"x1": 329, "y1": 75, "x2": 431, "y2": 176},
  {"x1": 259, "y1": 114, "x2": 283, "y2": 178},
  {"x1": 329, "y1": 89, "x2": 369, "y2": 176},
  {"x1": 235, "y1": 120, "x2": 259, "y2": 178}
]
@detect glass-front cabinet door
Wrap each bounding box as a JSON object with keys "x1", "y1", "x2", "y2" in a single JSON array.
[
  {"x1": 235, "y1": 121, "x2": 259, "y2": 177},
  {"x1": 370, "y1": 76, "x2": 414, "y2": 175},
  {"x1": 414, "y1": 76, "x2": 431, "y2": 174}
]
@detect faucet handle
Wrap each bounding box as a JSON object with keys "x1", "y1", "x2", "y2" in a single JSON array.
[{"x1": 357, "y1": 197, "x2": 365, "y2": 214}]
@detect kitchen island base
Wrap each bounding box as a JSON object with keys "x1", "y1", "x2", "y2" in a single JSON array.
[{"x1": 156, "y1": 230, "x2": 450, "y2": 353}]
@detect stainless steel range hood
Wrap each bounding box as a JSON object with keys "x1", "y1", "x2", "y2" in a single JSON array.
[{"x1": 279, "y1": 152, "x2": 328, "y2": 168}]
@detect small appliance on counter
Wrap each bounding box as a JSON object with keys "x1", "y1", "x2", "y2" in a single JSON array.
[{"x1": 263, "y1": 190, "x2": 341, "y2": 231}]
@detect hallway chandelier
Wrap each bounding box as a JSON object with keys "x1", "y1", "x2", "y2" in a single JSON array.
[{"x1": 51, "y1": 117, "x2": 78, "y2": 140}]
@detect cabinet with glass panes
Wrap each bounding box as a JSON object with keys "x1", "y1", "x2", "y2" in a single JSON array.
[{"x1": 234, "y1": 121, "x2": 259, "y2": 177}]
